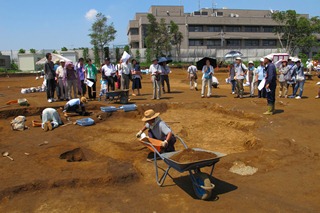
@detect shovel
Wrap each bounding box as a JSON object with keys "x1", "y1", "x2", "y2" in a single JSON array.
[{"x1": 2, "y1": 152, "x2": 14, "y2": 161}]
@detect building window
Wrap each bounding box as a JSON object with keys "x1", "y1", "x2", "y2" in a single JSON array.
[
  {"x1": 262, "y1": 39, "x2": 277, "y2": 46},
  {"x1": 189, "y1": 39, "x2": 204, "y2": 46},
  {"x1": 207, "y1": 26, "x2": 222, "y2": 32},
  {"x1": 244, "y1": 26, "x2": 260, "y2": 32},
  {"x1": 201, "y1": 11, "x2": 208, "y2": 16},
  {"x1": 130, "y1": 28, "x2": 139, "y2": 35},
  {"x1": 263, "y1": 26, "x2": 274, "y2": 32},
  {"x1": 206, "y1": 40, "x2": 221, "y2": 46},
  {"x1": 225, "y1": 26, "x2": 241, "y2": 32},
  {"x1": 216, "y1": 12, "x2": 223, "y2": 17},
  {"x1": 131, "y1": 42, "x2": 139, "y2": 48},
  {"x1": 226, "y1": 39, "x2": 241, "y2": 46},
  {"x1": 245, "y1": 39, "x2": 260, "y2": 46},
  {"x1": 189, "y1": 25, "x2": 204, "y2": 32}
]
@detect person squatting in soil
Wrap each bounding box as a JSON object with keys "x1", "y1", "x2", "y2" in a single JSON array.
[
  {"x1": 136, "y1": 109, "x2": 176, "y2": 155},
  {"x1": 63, "y1": 97, "x2": 88, "y2": 117},
  {"x1": 32, "y1": 108, "x2": 63, "y2": 131}
]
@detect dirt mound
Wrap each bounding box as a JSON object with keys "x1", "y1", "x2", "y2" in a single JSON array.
[{"x1": 170, "y1": 149, "x2": 217, "y2": 163}]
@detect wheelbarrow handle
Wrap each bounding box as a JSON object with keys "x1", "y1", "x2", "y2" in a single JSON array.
[{"x1": 200, "y1": 183, "x2": 215, "y2": 191}]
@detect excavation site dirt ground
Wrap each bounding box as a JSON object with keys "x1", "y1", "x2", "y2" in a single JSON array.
[{"x1": 0, "y1": 69, "x2": 319, "y2": 212}]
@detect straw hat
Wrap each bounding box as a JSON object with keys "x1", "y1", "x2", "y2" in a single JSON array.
[
  {"x1": 80, "y1": 97, "x2": 88, "y2": 103},
  {"x1": 142, "y1": 109, "x2": 160, "y2": 122},
  {"x1": 248, "y1": 60, "x2": 254, "y2": 64}
]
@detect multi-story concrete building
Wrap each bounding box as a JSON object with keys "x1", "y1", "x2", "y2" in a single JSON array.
[{"x1": 127, "y1": 5, "x2": 316, "y2": 61}]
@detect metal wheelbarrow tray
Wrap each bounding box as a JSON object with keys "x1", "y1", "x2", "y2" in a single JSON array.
[
  {"x1": 103, "y1": 90, "x2": 129, "y2": 104},
  {"x1": 140, "y1": 136, "x2": 226, "y2": 200}
]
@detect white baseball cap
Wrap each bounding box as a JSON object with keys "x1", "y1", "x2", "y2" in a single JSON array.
[
  {"x1": 248, "y1": 61, "x2": 254, "y2": 64},
  {"x1": 264, "y1": 55, "x2": 273, "y2": 61},
  {"x1": 260, "y1": 58, "x2": 264, "y2": 62},
  {"x1": 235, "y1": 57, "x2": 242, "y2": 60}
]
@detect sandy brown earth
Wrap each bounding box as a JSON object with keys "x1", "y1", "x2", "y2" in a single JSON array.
[{"x1": 0, "y1": 69, "x2": 319, "y2": 212}]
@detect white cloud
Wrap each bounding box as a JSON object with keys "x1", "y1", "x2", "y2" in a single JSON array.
[{"x1": 85, "y1": 9, "x2": 98, "y2": 21}]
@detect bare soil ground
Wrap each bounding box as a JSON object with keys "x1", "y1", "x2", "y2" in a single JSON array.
[{"x1": 0, "y1": 70, "x2": 319, "y2": 212}]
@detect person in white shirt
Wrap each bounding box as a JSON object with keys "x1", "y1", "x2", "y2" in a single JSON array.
[
  {"x1": 56, "y1": 60, "x2": 66, "y2": 100},
  {"x1": 149, "y1": 59, "x2": 161, "y2": 99},
  {"x1": 101, "y1": 57, "x2": 116, "y2": 91},
  {"x1": 234, "y1": 57, "x2": 248, "y2": 99},
  {"x1": 201, "y1": 59, "x2": 214, "y2": 98},
  {"x1": 247, "y1": 61, "x2": 256, "y2": 97},
  {"x1": 121, "y1": 60, "x2": 131, "y2": 90},
  {"x1": 187, "y1": 63, "x2": 198, "y2": 90}
]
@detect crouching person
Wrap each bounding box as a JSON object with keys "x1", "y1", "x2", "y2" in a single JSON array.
[
  {"x1": 63, "y1": 97, "x2": 88, "y2": 117},
  {"x1": 32, "y1": 108, "x2": 63, "y2": 131},
  {"x1": 136, "y1": 109, "x2": 176, "y2": 153}
]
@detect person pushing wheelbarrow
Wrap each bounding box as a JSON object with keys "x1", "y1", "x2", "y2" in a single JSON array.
[{"x1": 136, "y1": 109, "x2": 176, "y2": 160}]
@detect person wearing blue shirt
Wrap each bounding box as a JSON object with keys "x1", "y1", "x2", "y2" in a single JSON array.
[
  {"x1": 263, "y1": 55, "x2": 277, "y2": 115},
  {"x1": 255, "y1": 58, "x2": 266, "y2": 98}
]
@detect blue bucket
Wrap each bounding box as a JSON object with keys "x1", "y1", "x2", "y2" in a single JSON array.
[
  {"x1": 119, "y1": 104, "x2": 137, "y2": 112},
  {"x1": 76, "y1": 118, "x2": 95, "y2": 126},
  {"x1": 100, "y1": 106, "x2": 118, "y2": 113}
]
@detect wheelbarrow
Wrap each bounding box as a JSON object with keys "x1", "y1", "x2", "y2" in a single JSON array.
[
  {"x1": 102, "y1": 90, "x2": 129, "y2": 104},
  {"x1": 140, "y1": 135, "x2": 226, "y2": 200}
]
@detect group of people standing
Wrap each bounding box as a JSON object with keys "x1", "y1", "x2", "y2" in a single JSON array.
[{"x1": 44, "y1": 53, "x2": 98, "y2": 102}]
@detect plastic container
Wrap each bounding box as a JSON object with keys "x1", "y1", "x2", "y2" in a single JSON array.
[
  {"x1": 100, "y1": 106, "x2": 118, "y2": 113},
  {"x1": 76, "y1": 118, "x2": 95, "y2": 126},
  {"x1": 119, "y1": 104, "x2": 137, "y2": 112}
]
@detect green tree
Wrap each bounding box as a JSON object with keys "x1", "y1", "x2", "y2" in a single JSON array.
[
  {"x1": 145, "y1": 14, "x2": 161, "y2": 58},
  {"x1": 52, "y1": 50, "x2": 57, "y2": 54},
  {"x1": 124, "y1": 45, "x2": 130, "y2": 54},
  {"x1": 89, "y1": 13, "x2": 117, "y2": 62},
  {"x1": 135, "y1": 49, "x2": 141, "y2": 62},
  {"x1": 61, "y1": 47, "x2": 68, "y2": 51},
  {"x1": 104, "y1": 47, "x2": 109, "y2": 58},
  {"x1": 93, "y1": 45, "x2": 100, "y2": 66},
  {"x1": 29, "y1": 48, "x2": 36, "y2": 54},
  {"x1": 115, "y1": 47, "x2": 120, "y2": 62},
  {"x1": 169, "y1": 21, "x2": 184, "y2": 61},
  {"x1": 272, "y1": 10, "x2": 320, "y2": 55},
  {"x1": 83, "y1": 48, "x2": 89, "y2": 60},
  {"x1": 159, "y1": 18, "x2": 171, "y2": 56},
  {"x1": 145, "y1": 48, "x2": 152, "y2": 64},
  {"x1": 18, "y1": 49, "x2": 26, "y2": 54}
]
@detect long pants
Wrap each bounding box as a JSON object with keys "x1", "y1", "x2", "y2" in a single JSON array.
[
  {"x1": 249, "y1": 81, "x2": 255, "y2": 96},
  {"x1": 279, "y1": 81, "x2": 288, "y2": 97},
  {"x1": 293, "y1": 80, "x2": 305, "y2": 97},
  {"x1": 121, "y1": 74, "x2": 130, "y2": 90},
  {"x1": 78, "y1": 80, "x2": 86, "y2": 96},
  {"x1": 87, "y1": 78, "x2": 96, "y2": 99},
  {"x1": 116, "y1": 76, "x2": 121, "y2": 89},
  {"x1": 46, "y1": 79, "x2": 55, "y2": 100},
  {"x1": 58, "y1": 78, "x2": 66, "y2": 99},
  {"x1": 201, "y1": 78, "x2": 212, "y2": 97},
  {"x1": 160, "y1": 75, "x2": 170, "y2": 93},
  {"x1": 151, "y1": 75, "x2": 161, "y2": 99},
  {"x1": 257, "y1": 80, "x2": 266, "y2": 98},
  {"x1": 236, "y1": 79, "x2": 244, "y2": 97},
  {"x1": 67, "y1": 79, "x2": 77, "y2": 100},
  {"x1": 190, "y1": 76, "x2": 198, "y2": 89},
  {"x1": 107, "y1": 76, "x2": 115, "y2": 91},
  {"x1": 230, "y1": 79, "x2": 236, "y2": 93},
  {"x1": 287, "y1": 83, "x2": 296, "y2": 96},
  {"x1": 148, "y1": 130, "x2": 176, "y2": 152},
  {"x1": 267, "y1": 85, "x2": 276, "y2": 105}
]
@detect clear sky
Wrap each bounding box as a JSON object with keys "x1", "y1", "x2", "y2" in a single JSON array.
[{"x1": 0, "y1": 0, "x2": 318, "y2": 51}]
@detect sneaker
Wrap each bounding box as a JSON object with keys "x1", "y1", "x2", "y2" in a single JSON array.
[
  {"x1": 295, "y1": 96, "x2": 301, "y2": 99},
  {"x1": 51, "y1": 98, "x2": 56, "y2": 102},
  {"x1": 232, "y1": 92, "x2": 235, "y2": 94},
  {"x1": 201, "y1": 95, "x2": 205, "y2": 98},
  {"x1": 47, "y1": 99, "x2": 52, "y2": 103},
  {"x1": 315, "y1": 96, "x2": 319, "y2": 99},
  {"x1": 156, "y1": 97, "x2": 160, "y2": 100},
  {"x1": 195, "y1": 87, "x2": 198, "y2": 91}
]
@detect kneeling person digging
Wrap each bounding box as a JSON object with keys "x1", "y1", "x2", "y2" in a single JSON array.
[
  {"x1": 136, "y1": 109, "x2": 176, "y2": 161},
  {"x1": 63, "y1": 97, "x2": 88, "y2": 118}
]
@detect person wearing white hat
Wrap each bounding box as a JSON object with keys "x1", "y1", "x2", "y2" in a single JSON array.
[
  {"x1": 136, "y1": 109, "x2": 176, "y2": 158},
  {"x1": 247, "y1": 61, "x2": 256, "y2": 97},
  {"x1": 56, "y1": 60, "x2": 66, "y2": 100},
  {"x1": 149, "y1": 59, "x2": 161, "y2": 99},
  {"x1": 278, "y1": 59, "x2": 289, "y2": 98},
  {"x1": 234, "y1": 57, "x2": 247, "y2": 99},
  {"x1": 255, "y1": 58, "x2": 266, "y2": 98},
  {"x1": 291, "y1": 60, "x2": 305, "y2": 99},
  {"x1": 263, "y1": 55, "x2": 277, "y2": 115}
]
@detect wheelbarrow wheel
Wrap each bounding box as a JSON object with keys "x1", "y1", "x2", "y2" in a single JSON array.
[{"x1": 192, "y1": 172, "x2": 212, "y2": 200}]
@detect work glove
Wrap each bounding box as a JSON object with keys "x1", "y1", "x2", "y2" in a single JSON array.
[
  {"x1": 136, "y1": 130, "x2": 143, "y2": 138},
  {"x1": 161, "y1": 140, "x2": 168, "y2": 148}
]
